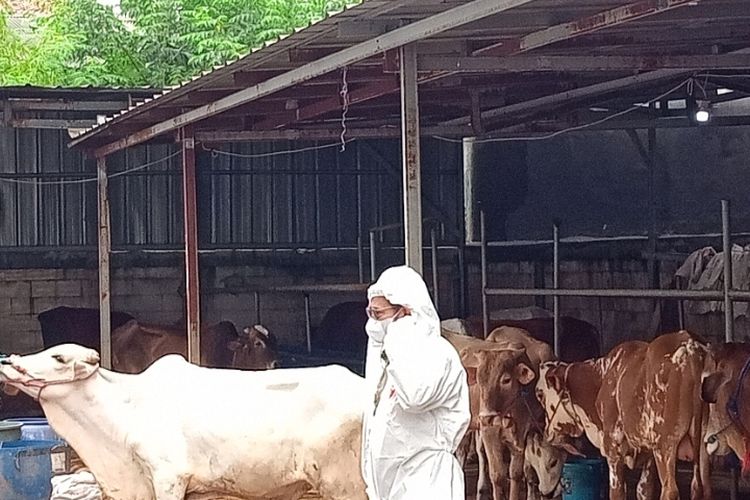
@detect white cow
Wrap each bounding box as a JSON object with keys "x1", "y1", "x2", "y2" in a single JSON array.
[{"x1": 0, "y1": 343, "x2": 367, "y2": 500}]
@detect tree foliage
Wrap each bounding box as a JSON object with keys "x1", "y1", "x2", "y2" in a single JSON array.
[{"x1": 0, "y1": 0, "x2": 354, "y2": 87}]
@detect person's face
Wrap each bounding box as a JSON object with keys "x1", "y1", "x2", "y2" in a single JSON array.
[{"x1": 366, "y1": 296, "x2": 403, "y2": 321}]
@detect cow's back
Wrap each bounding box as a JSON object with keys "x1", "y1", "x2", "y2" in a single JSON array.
[
  {"x1": 486, "y1": 326, "x2": 556, "y2": 366},
  {"x1": 313, "y1": 301, "x2": 368, "y2": 356},
  {"x1": 39, "y1": 306, "x2": 134, "y2": 350}
]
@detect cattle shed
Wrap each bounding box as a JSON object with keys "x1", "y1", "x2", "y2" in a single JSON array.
[{"x1": 0, "y1": 0, "x2": 750, "y2": 375}]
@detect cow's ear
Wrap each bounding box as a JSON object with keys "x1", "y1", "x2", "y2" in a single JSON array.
[
  {"x1": 227, "y1": 340, "x2": 242, "y2": 352},
  {"x1": 466, "y1": 366, "x2": 477, "y2": 386},
  {"x1": 556, "y1": 441, "x2": 585, "y2": 457},
  {"x1": 516, "y1": 362, "x2": 535, "y2": 385},
  {"x1": 701, "y1": 372, "x2": 726, "y2": 404},
  {"x1": 73, "y1": 359, "x2": 98, "y2": 380}
]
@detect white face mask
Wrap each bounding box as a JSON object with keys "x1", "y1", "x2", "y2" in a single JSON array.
[{"x1": 365, "y1": 317, "x2": 396, "y2": 343}]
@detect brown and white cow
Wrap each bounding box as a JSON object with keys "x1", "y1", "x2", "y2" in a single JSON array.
[
  {"x1": 701, "y1": 342, "x2": 750, "y2": 472},
  {"x1": 537, "y1": 331, "x2": 711, "y2": 500},
  {"x1": 446, "y1": 327, "x2": 567, "y2": 500},
  {"x1": 112, "y1": 321, "x2": 279, "y2": 374}
]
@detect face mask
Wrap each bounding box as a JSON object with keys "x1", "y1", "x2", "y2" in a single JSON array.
[{"x1": 365, "y1": 316, "x2": 396, "y2": 343}]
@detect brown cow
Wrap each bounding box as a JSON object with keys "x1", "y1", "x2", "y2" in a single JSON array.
[
  {"x1": 537, "y1": 331, "x2": 711, "y2": 500},
  {"x1": 700, "y1": 342, "x2": 750, "y2": 471},
  {"x1": 446, "y1": 327, "x2": 566, "y2": 500},
  {"x1": 112, "y1": 321, "x2": 279, "y2": 374}
]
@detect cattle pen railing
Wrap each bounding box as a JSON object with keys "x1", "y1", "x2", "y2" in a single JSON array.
[
  {"x1": 478, "y1": 199, "x2": 750, "y2": 500},
  {"x1": 479, "y1": 200, "x2": 750, "y2": 351}
]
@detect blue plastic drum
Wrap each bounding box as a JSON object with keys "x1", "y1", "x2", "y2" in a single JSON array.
[
  {"x1": 5, "y1": 417, "x2": 61, "y2": 442},
  {"x1": 561, "y1": 458, "x2": 606, "y2": 500},
  {"x1": 0, "y1": 439, "x2": 67, "y2": 500}
]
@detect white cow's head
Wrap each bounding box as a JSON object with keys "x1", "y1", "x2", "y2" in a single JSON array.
[
  {"x1": 0, "y1": 344, "x2": 100, "y2": 399},
  {"x1": 524, "y1": 432, "x2": 565, "y2": 497}
]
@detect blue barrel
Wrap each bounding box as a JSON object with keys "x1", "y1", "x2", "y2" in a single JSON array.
[
  {"x1": 5, "y1": 418, "x2": 61, "y2": 442},
  {"x1": 0, "y1": 440, "x2": 67, "y2": 500},
  {"x1": 561, "y1": 458, "x2": 606, "y2": 500}
]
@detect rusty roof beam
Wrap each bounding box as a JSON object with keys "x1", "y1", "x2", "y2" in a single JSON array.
[
  {"x1": 418, "y1": 54, "x2": 750, "y2": 73},
  {"x1": 473, "y1": 0, "x2": 702, "y2": 57},
  {"x1": 195, "y1": 125, "x2": 472, "y2": 142},
  {"x1": 76, "y1": 0, "x2": 537, "y2": 156}
]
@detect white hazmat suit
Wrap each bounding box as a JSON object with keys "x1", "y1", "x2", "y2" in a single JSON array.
[{"x1": 362, "y1": 265, "x2": 471, "y2": 500}]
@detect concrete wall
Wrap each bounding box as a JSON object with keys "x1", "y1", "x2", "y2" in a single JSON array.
[{"x1": 0, "y1": 258, "x2": 740, "y2": 356}]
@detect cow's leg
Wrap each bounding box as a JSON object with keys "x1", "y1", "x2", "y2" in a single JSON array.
[
  {"x1": 636, "y1": 455, "x2": 658, "y2": 500},
  {"x1": 697, "y1": 433, "x2": 713, "y2": 500},
  {"x1": 480, "y1": 426, "x2": 508, "y2": 500},
  {"x1": 152, "y1": 476, "x2": 188, "y2": 500},
  {"x1": 455, "y1": 430, "x2": 474, "y2": 469},
  {"x1": 653, "y1": 449, "x2": 679, "y2": 500},
  {"x1": 523, "y1": 459, "x2": 540, "y2": 500},
  {"x1": 476, "y1": 428, "x2": 493, "y2": 500},
  {"x1": 606, "y1": 457, "x2": 627, "y2": 500},
  {"x1": 508, "y1": 449, "x2": 524, "y2": 500}
]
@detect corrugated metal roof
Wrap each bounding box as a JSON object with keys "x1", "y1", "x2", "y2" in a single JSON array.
[{"x1": 69, "y1": 0, "x2": 750, "y2": 152}]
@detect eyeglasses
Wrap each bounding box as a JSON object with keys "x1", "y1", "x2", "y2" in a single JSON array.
[{"x1": 366, "y1": 305, "x2": 400, "y2": 320}]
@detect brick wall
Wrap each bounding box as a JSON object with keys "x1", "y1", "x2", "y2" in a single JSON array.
[{"x1": 0, "y1": 258, "x2": 737, "y2": 356}]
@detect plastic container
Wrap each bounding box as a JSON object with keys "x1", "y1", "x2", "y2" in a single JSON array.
[
  {"x1": 0, "y1": 421, "x2": 23, "y2": 442},
  {"x1": 5, "y1": 417, "x2": 61, "y2": 442},
  {"x1": 0, "y1": 439, "x2": 68, "y2": 500},
  {"x1": 561, "y1": 458, "x2": 606, "y2": 500}
]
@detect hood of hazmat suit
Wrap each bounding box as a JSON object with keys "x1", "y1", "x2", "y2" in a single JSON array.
[{"x1": 361, "y1": 265, "x2": 471, "y2": 500}]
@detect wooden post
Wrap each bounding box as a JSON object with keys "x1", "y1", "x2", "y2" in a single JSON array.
[
  {"x1": 182, "y1": 126, "x2": 201, "y2": 365},
  {"x1": 97, "y1": 156, "x2": 112, "y2": 369}
]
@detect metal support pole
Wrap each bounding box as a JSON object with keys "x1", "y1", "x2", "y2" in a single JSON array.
[
  {"x1": 553, "y1": 221, "x2": 561, "y2": 358},
  {"x1": 369, "y1": 230, "x2": 377, "y2": 281},
  {"x1": 458, "y1": 242, "x2": 467, "y2": 318},
  {"x1": 182, "y1": 127, "x2": 201, "y2": 365},
  {"x1": 480, "y1": 210, "x2": 489, "y2": 338},
  {"x1": 400, "y1": 43, "x2": 423, "y2": 275},
  {"x1": 96, "y1": 156, "x2": 112, "y2": 370},
  {"x1": 304, "y1": 294, "x2": 312, "y2": 354},
  {"x1": 254, "y1": 291, "x2": 261, "y2": 325},
  {"x1": 431, "y1": 227, "x2": 439, "y2": 311},
  {"x1": 357, "y1": 234, "x2": 365, "y2": 283},
  {"x1": 722, "y1": 200, "x2": 734, "y2": 343}
]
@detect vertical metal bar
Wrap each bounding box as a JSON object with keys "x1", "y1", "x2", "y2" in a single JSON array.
[
  {"x1": 553, "y1": 221, "x2": 561, "y2": 358},
  {"x1": 480, "y1": 210, "x2": 489, "y2": 338},
  {"x1": 370, "y1": 230, "x2": 377, "y2": 281},
  {"x1": 723, "y1": 199, "x2": 734, "y2": 343},
  {"x1": 357, "y1": 235, "x2": 365, "y2": 283},
  {"x1": 457, "y1": 243, "x2": 467, "y2": 318},
  {"x1": 647, "y1": 128, "x2": 659, "y2": 288},
  {"x1": 675, "y1": 275, "x2": 685, "y2": 331},
  {"x1": 400, "y1": 43, "x2": 423, "y2": 275},
  {"x1": 96, "y1": 156, "x2": 112, "y2": 370},
  {"x1": 431, "y1": 226, "x2": 439, "y2": 311},
  {"x1": 304, "y1": 294, "x2": 312, "y2": 354},
  {"x1": 356, "y1": 142, "x2": 364, "y2": 283},
  {"x1": 182, "y1": 127, "x2": 201, "y2": 365},
  {"x1": 254, "y1": 291, "x2": 261, "y2": 325}
]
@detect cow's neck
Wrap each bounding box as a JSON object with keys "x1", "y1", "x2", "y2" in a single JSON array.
[
  {"x1": 566, "y1": 360, "x2": 604, "y2": 447},
  {"x1": 39, "y1": 372, "x2": 152, "y2": 498}
]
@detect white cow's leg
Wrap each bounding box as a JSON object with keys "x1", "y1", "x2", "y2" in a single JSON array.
[
  {"x1": 606, "y1": 457, "x2": 627, "y2": 500},
  {"x1": 152, "y1": 475, "x2": 188, "y2": 500}
]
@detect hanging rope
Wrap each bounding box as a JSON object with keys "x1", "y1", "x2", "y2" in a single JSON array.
[{"x1": 340, "y1": 66, "x2": 350, "y2": 152}]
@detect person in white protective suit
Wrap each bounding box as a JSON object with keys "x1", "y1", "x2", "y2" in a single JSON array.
[{"x1": 361, "y1": 265, "x2": 471, "y2": 500}]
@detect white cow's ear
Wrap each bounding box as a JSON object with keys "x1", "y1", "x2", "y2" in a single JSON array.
[{"x1": 73, "y1": 360, "x2": 98, "y2": 379}]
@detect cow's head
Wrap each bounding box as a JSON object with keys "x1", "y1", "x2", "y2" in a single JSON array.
[
  {"x1": 229, "y1": 325, "x2": 280, "y2": 370},
  {"x1": 701, "y1": 343, "x2": 750, "y2": 470},
  {"x1": 524, "y1": 432, "x2": 566, "y2": 498},
  {"x1": 462, "y1": 343, "x2": 535, "y2": 427},
  {"x1": 537, "y1": 361, "x2": 586, "y2": 444},
  {"x1": 0, "y1": 344, "x2": 100, "y2": 399}
]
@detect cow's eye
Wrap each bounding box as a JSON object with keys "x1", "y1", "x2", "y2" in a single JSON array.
[
  {"x1": 501, "y1": 375, "x2": 512, "y2": 385},
  {"x1": 254, "y1": 340, "x2": 264, "y2": 348},
  {"x1": 52, "y1": 355, "x2": 64, "y2": 363},
  {"x1": 549, "y1": 459, "x2": 558, "y2": 468}
]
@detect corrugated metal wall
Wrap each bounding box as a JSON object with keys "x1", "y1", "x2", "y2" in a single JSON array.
[{"x1": 0, "y1": 127, "x2": 462, "y2": 249}]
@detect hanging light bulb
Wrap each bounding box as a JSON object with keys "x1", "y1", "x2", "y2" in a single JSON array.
[{"x1": 694, "y1": 99, "x2": 712, "y2": 124}]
